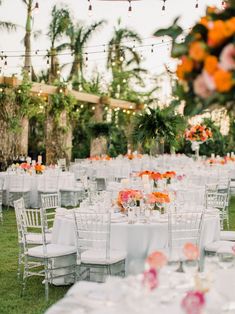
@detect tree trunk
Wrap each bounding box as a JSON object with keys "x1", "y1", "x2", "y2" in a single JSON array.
[
  {"x1": 45, "y1": 107, "x2": 72, "y2": 165},
  {"x1": 24, "y1": 2, "x2": 32, "y2": 79},
  {"x1": 90, "y1": 136, "x2": 107, "y2": 157},
  {"x1": 49, "y1": 48, "x2": 60, "y2": 84},
  {"x1": 19, "y1": 117, "x2": 29, "y2": 156}
]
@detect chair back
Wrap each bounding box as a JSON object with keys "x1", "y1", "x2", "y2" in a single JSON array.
[
  {"x1": 73, "y1": 211, "x2": 111, "y2": 263},
  {"x1": 41, "y1": 193, "x2": 60, "y2": 229},
  {"x1": 205, "y1": 191, "x2": 227, "y2": 210},
  {"x1": 168, "y1": 209, "x2": 204, "y2": 256}
]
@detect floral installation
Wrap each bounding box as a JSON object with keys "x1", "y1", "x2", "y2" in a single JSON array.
[
  {"x1": 117, "y1": 189, "x2": 142, "y2": 212},
  {"x1": 10, "y1": 162, "x2": 46, "y2": 174},
  {"x1": 185, "y1": 125, "x2": 213, "y2": 142},
  {"x1": 145, "y1": 251, "x2": 168, "y2": 270},
  {"x1": 154, "y1": 1, "x2": 235, "y2": 114},
  {"x1": 181, "y1": 290, "x2": 206, "y2": 314}
]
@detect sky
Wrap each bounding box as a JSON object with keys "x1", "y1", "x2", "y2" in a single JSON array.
[{"x1": 0, "y1": 0, "x2": 223, "y2": 80}]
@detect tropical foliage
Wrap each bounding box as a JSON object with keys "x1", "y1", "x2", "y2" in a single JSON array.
[{"x1": 132, "y1": 105, "x2": 186, "y2": 153}]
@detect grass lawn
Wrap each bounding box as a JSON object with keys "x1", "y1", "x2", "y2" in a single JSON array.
[{"x1": 0, "y1": 199, "x2": 235, "y2": 314}]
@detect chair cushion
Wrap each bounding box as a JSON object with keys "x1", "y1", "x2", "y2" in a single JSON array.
[
  {"x1": 9, "y1": 188, "x2": 30, "y2": 193},
  {"x1": 81, "y1": 249, "x2": 126, "y2": 265},
  {"x1": 220, "y1": 231, "x2": 235, "y2": 241},
  {"x1": 204, "y1": 241, "x2": 234, "y2": 253},
  {"x1": 26, "y1": 232, "x2": 51, "y2": 244},
  {"x1": 27, "y1": 244, "x2": 76, "y2": 258}
]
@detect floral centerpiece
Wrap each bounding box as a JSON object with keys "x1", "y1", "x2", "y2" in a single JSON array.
[
  {"x1": 139, "y1": 170, "x2": 176, "y2": 185},
  {"x1": 154, "y1": 0, "x2": 235, "y2": 115},
  {"x1": 117, "y1": 189, "x2": 142, "y2": 212},
  {"x1": 185, "y1": 125, "x2": 212, "y2": 158}
]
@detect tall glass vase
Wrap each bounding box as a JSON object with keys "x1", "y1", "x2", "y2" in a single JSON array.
[{"x1": 191, "y1": 141, "x2": 202, "y2": 160}]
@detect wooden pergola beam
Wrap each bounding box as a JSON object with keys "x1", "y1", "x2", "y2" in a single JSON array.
[{"x1": 0, "y1": 76, "x2": 137, "y2": 110}]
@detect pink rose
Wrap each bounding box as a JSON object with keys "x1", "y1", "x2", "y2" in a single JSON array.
[
  {"x1": 142, "y1": 268, "x2": 158, "y2": 291},
  {"x1": 182, "y1": 291, "x2": 205, "y2": 314},
  {"x1": 202, "y1": 70, "x2": 215, "y2": 91},
  {"x1": 220, "y1": 44, "x2": 235, "y2": 71},
  {"x1": 193, "y1": 74, "x2": 212, "y2": 99}
]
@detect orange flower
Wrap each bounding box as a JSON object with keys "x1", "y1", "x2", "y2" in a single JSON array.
[
  {"x1": 176, "y1": 56, "x2": 194, "y2": 80},
  {"x1": 225, "y1": 17, "x2": 235, "y2": 37},
  {"x1": 162, "y1": 171, "x2": 176, "y2": 179},
  {"x1": 189, "y1": 41, "x2": 207, "y2": 62},
  {"x1": 146, "y1": 251, "x2": 167, "y2": 270},
  {"x1": 213, "y1": 69, "x2": 233, "y2": 92},
  {"x1": 204, "y1": 55, "x2": 218, "y2": 75},
  {"x1": 208, "y1": 20, "x2": 228, "y2": 47},
  {"x1": 199, "y1": 16, "x2": 209, "y2": 28},
  {"x1": 151, "y1": 172, "x2": 162, "y2": 180}
]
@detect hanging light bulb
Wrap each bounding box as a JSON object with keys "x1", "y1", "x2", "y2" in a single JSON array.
[
  {"x1": 4, "y1": 60, "x2": 7, "y2": 70},
  {"x1": 162, "y1": 0, "x2": 166, "y2": 11},
  {"x1": 195, "y1": 0, "x2": 199, "y2": 8},
  {"x1": 88, "y1": 0, "x2": 93, "y2": 17},
  {"x1": 128, "y1": 0, "x2": 132, "y2": 17},
  {"x1": 34, "y1": 2, "x2": 39, "y2": 14}
]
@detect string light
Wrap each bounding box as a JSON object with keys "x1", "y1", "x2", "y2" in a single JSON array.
[
  {"x1": 88, "y1": 0, "x2": 93, "y2": 17},
  {"x1": 162, "y1": 0, "x2": 166, "y2": 11},
  {"x1": 34, "y1": 2, "x2": 39, "y2": 14},
  {"x1": 128, "y1": 0, "x2": 132, "y2": 17}
]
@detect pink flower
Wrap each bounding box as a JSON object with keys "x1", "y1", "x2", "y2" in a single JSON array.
[
  {"x1": 202, "y1": 70, "x2": 215, "y2": 91},
  {"x1": 193, "y1": 74, "x2": 213, "y2": 99},
  {"x1": 220, "y1": 44, "x2": 235, "y2": 71},
  {"x1": 142, "y1": 268, "x2": 158, "y2": 291},
  {"x1": 182, "y1": 291, "x2": 205, "y2": 314}
]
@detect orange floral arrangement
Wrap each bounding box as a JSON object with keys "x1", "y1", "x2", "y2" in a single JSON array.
[
  {"x1": 139, "y1": 170, "x2": 176, "y2": 181},
  {"x1": 151, "y1": 192, "x2": 170, "y2": 203},
  {"x1": 154, "y1": 1, "x2": 235, "y2": 112},
  {"x1": 34, "y1": 163, "x2": 45, "y2": 174},
  {"x1": 89, "y1": 155, "x2": 111, "y2": 161},
  {"x1": 185, "y1": 125, "x2": 212, "y2": 142}
]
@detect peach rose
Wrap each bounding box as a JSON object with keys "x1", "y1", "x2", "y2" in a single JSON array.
[{"x1": 220, "y1": 44, "x2": 235, "y2": 71}]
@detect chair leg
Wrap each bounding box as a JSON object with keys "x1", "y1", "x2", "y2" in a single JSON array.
[
  {"x1": 21, "y1": 256, "x2": 28, "y2": 297},
  {"x1": 44, "y1": 259, "x2": 50, "y2": 302},
  {"x1": 107, "y1": 265, "x2": 111, "y2": 276},
  {"x1": 17, "y1": 245, "x2": 23, "y2": 280}
]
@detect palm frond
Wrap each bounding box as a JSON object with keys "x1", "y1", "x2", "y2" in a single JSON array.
[{"x1": 0, "y1": 21, "x2": 17, "y2": 32}]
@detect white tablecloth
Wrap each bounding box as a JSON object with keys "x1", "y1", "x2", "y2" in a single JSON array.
[
  {"x1": 46, "y1": 269, "x2": 235, "y2": 314},
  {"x1": 1, "y1": 172, "x2": 77, "y2": 207},
  {"x1": 51, "y1": 213, "x2": 220, "y2": 274}
]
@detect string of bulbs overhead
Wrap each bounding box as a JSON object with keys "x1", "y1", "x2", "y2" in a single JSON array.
[{"x1": 86, "y1": 0, "x2": 227, "y2": 15}]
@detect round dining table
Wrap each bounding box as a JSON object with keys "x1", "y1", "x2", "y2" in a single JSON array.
[{"x1": 51, "y1": 211, "x2": 220, "y2": 278}]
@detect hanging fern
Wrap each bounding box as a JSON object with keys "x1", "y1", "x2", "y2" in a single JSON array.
[{"x1": 132, "y1": 105, "x2": 186, "y2": 150}]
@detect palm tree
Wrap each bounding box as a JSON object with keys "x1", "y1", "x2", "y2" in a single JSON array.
[
  {"x1": 21, "y1": 0, "x2": 39, "y2": 80},
  {"x1": 57, "y1": 20, "x2": 106, "y2": 83},
  {"x1": 47, "y1": 5, "x2": 71, "y2": 83},
  {"x1": 107, "y1": 19, "x2": 144, "y2": 98}
]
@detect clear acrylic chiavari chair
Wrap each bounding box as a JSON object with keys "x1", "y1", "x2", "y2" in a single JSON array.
[
  {"x1": 168, "y1": 209, "x2": 205, "y2": 269},
  {"x1": 73, "y1": 211, "x2": 126, "y2": 282},
  {"x1": 14, "y1": 200, "x2": 77, "y2": 300}
]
